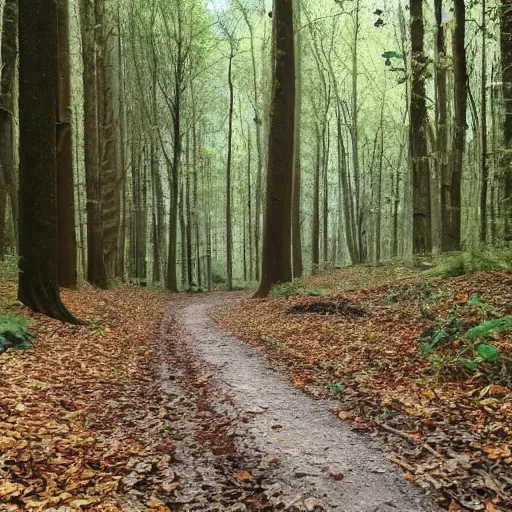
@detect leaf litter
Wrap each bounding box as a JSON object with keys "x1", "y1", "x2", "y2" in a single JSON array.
[
  {"x1": 216, "y1": 267, "x2": 512, "y2": 511},
  {"x1": 0, "y1": 280, "x2": 173, "y2": 511},
  {"x1": 0, "y1": 277, "x2": 287, "y2": 511}
]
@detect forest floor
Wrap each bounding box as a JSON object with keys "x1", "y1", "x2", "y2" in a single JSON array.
[
  {"x1": 217, "y1": 266, "x2": 512, "y2": 512},
  {"x1": 0, "y1": 264, "x2": 511, "y2": 511}
]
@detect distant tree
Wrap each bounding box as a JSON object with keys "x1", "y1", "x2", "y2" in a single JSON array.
[
  {"x1": 18, "y1": 0, "x2": 79, "y2": 323},
  {"x1": 409, "y1": 0, "x2": 432, "y2": 254},
  {"x1": 255, "y1": 0, "x2": 295, "y2": 297}
]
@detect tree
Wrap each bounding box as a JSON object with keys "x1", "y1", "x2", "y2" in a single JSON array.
[
  {"x1": 442, "y1": 0, "x2": 466, "y2": 251},
  {"x1": 56, "y1": 0, "x2": 78, "y2": 288},
  {"x1": 409, "y1": 0, "x2": 432, "y2": 254},
  {"x1": 80, "y1": 0, "x2": 108, "y2": 288},
  {"x1": 254, "y1": 0, "x2": 295, "y2": 298},
  {"x1": 434, "y1": 0, "x2": 448, "y2": 252},
  {"x1": 0, "y1": 0, "x2": 18, "y2": 260},
  {"x1": 501, "y1": 0, "x2": 512, "y2": 242},
  {"x1": 292, "y1": 0, "x2": 303, "y2": 278},
  {"x1": 17, "y1": 0, "x2": 79, "y2": 323}
]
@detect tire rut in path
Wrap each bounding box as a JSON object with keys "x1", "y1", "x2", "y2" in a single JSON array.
[{"x1": 164, "y1": 293, "x2": 438, "y2": 512}]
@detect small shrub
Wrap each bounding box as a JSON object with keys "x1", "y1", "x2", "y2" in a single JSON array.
[{"x1": 0, "y1": 314, "x2": 37, "y2": 353}]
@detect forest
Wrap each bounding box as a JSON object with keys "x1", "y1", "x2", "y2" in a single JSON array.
[
  {"x1": 1, "y1": 0, "x2": 511, "y2": 303},
  {"x1": 1, "y1": 0, "x2": 512, "y2": 510}
]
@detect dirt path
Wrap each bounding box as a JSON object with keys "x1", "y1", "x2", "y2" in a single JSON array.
[{"x1": 157, "y1": 293, "x2": 438, "y2": 512}]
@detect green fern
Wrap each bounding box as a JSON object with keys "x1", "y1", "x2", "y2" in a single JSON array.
[{"x1": 466, "y1": 316, "x2": 512, "y2": 339}]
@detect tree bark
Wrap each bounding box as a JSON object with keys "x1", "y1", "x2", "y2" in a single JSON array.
[
  {"x1": 292, "y1": 0, "x2": 303, "y2": 278},
  {"x1": 97, "y1": 1, "x2": 121, "y2": 277},
  {"x1": 226, "y1": 50, "x2": 234, "y2": 291},
  {"x1": 409, "y1": 0, "x2": 432, "y2": 254},
  {"x1": 56, "y1": 0, "x2": 77, "y2": 288},
  {"x1": 0, "y1": 0, "x2": 18, "y2": 254},
  {"x1": 443, "y1": 0, "x2": 466, "y2": 251},
  {"x1": 434, "y1": 0, "x2": 448, "y2": 254},
  {"x1": 312, "y1": 123, "x2": 320, "y2": 272},
  {"x1": 480, "y1": 0, "x2": 489, "y2": 243},
  {"x1": 254, "y1": 0, "x2": 295, "y2": 298},
  {"x1": 80, "y1": 0, "x2": 108, "y2": 288},
  {"x1": 18, "y1": 0, "x2": 79, "y2": 323},
  {"x1": 501, "y1": 0, "x2": 512, "y2": 241}
]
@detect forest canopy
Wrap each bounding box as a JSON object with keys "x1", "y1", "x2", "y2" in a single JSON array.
[{"x1": 0, "y1": 0, "x2": 511, "y2": 307}]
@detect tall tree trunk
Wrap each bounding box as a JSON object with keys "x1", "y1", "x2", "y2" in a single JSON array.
[
  {"x1": 501, "y1": 0, "x2": 512, "y2": 241},
  {"x1": 443, "y1": 0, "x2": 467, "y2": 251},
  {"x1": 116, "y1": 15, "x2": 127, "y2": 280},
  {"x1": 409, "y1": 0, "x2": 432, "y2": 254},
  {"x1": 18, "y1": 0, "x2": 79, "y2": 323},
  {"x1": 185, "y1": 130, "x2": 193, "y2": 288},
  {"x1": 312, "y1": 123, "x2": 320, "y2": 272},
  {"x1": 226, "y1": 50, "x2": 234, "y2": 291},
  {"x1": 97, "y1": 2, "x2": 121, "y2": 277},
  {"x1": 80, "y1": 0, "x2": 107, "y2": 288},
  {"x1": 254, "y1": 0, "x2": 295, "y2": 297},
  {"x1": 0, "y1": 0, "x2": 18, "y2": 254},
  {"x1": 322, "y1": 123, "x2": 330, "y2": 267},
  {"x1": 352, "y1": 0, "x2": 363, "y2": 261},
  {"x1": 56, "y1": 0, "x2": 77, "y2": 288},
  {"x1": 480, "y1": 0, "x2": 489, "y2": 243},
  {"x1": 292, "y1": 0, "x2": 302, "y2": 278},
  {"x1": 434, "y1": 0, "x2": 448, "y2": 254}
]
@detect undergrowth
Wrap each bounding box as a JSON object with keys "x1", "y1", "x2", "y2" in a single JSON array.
[
  {"x1": 0, "y1": 314, "x2": 37, "y2": 353},
  {"x1": 419, "y1": 294, "x2": 512, "y2": 385},
  {"x1": 427, "y1": 250, "x2": 512, "y2": 278}
]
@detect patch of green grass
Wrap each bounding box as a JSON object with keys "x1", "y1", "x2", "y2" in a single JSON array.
[
  {"x1": 0, "y1": 255, "x2": 18, "y2": 279},
  {"x1": 427, "y1": 250, "x2": 512, "y2": 278}
]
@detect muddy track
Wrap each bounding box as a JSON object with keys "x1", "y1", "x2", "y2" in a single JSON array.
[{"x1": 156, "y1": 293, "x2": 438, "y2": 512}]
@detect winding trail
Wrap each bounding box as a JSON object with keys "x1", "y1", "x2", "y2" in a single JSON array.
[{"x1": 158, "y1": 293, "x2": 438, "y2": 512}]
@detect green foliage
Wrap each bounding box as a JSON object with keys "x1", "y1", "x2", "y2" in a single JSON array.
[
  {"x1": 0, "y1": 314, "x2": 33, "y2": 337},
  {"x1": 428, "y1": 250, "x2": 512, "y2": 278},
  {"x1": 420, "y1": 317, "x2": 462, "y2": 354},
  {"x1": 466, "y1": 316, "x2": 512, "y2": 339},
  {"x1": 477, "y1": 344, "x2": 500, "y2": 362},
  {"x1": 381, "y1": 51, "x2": 402, "y2": 59},
  {"x1": 0, "y1": 314, "x2": 37, "y2": 352},
  {"x1": 327, "y1": 382, "x2": 346, "y2": 393},
  {"x1": 0, "y1": 256, "x2": 18, "y2": 279},
  {"x1": 383, "y1": 292, "x2": 399, "y2": 305},
  {"x1": 89, "y1": 318, "x2": 106, "y2": 337},
  {"x1": 467, "y1": 294, "x2": 494, "y2": 318},
  {"x1": 212, "y1": 270, "x2": 227, "y2": 285},
  {"x1": 270, "y1": 281, "x2": 325, "y2": 297}
]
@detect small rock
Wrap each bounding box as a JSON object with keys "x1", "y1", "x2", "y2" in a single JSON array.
[{"x1": 304, "y1": 497, "x2": 323, "y2": 511}]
